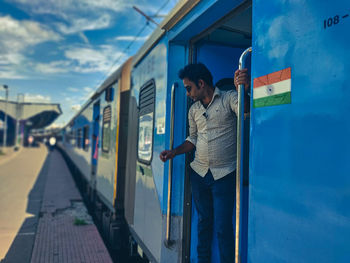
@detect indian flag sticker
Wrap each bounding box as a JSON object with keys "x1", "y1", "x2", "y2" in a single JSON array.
[{"x1": 253, "y1": 67, "x2": 291, "y2": 108}]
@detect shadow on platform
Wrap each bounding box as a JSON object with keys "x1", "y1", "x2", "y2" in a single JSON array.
[{"x1": 1, "y1": 152, "x2": 51, "y2": 263}]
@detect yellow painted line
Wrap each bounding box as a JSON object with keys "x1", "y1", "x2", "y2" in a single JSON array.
[
  {"x1": 113, "y1": 58, "x2": 132, "y2": 207},
  {"x1": 113, "y1": 80, "x2": 122, "y2": 206}
]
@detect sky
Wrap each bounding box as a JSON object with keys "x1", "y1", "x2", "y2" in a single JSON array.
[{"x1": 0, "y1": 0, "x2": 179, "y2": 127}]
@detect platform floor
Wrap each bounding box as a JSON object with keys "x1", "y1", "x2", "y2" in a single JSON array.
[{"x1": 0, "y1": 145, "x2": 112, "y2": 263}]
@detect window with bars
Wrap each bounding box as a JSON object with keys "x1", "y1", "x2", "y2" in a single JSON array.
[
  {"x1": 137, "y1": 79, "x2": 155, "y2": 164},
  {"x1": 83, "y1": 125, "x2": 90, "y2": 151},
  {"x1": 77, "y1": 128, "x2": 82, "y2": 148},
  {"x1": 102, "y1": 105, "x2": 111, "y2": 153}
]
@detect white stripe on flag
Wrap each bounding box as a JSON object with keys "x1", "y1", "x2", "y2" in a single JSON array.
[{"x1": 253, "y1": 79, "x2": 291, "y2": 100}]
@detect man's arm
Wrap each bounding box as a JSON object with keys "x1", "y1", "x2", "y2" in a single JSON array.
[
  {"x1": 159, "y1": 141, "x2": 195, "y2": 162},
  {"x1": 160, "y1": 108, "x2": 197, "y2": 163}
]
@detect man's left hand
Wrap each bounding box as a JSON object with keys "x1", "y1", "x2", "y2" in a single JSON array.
[{"x1": 234, "y1": 68, "x2": 250, "y2": 92}]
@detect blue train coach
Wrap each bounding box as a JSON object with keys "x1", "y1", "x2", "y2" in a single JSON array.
[
  {"x1": 59, "y1": 0, "x2": 350, "y2": 262},
  {"x1": 125, "y1": 0, "x2": 350, "y2": 262}
]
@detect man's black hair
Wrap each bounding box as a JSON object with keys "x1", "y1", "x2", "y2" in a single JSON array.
[{"x1": 178, "y1": 63, "x2": 213, "y2": 87}]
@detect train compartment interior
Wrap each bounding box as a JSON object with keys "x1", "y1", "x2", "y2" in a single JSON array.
[{"x1": 192, "y1": 5, "x2": 252, "y2": 87}]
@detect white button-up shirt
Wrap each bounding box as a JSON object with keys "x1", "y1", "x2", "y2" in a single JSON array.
[{"x1": 186, "y1": 87, "x2": 238, "y2": 180}]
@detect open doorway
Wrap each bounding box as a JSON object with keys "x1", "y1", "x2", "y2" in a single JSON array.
[{"x1": 187, "y1": 4, "x2": 252, "y2": 263}]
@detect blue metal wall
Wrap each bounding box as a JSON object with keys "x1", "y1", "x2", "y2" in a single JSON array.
[
  {"x1": 196, "y1": 43, "x2": 246, "y2": 85},
  {"x1": 249, "y1": 1, "x2": 350, "y2": 262}
]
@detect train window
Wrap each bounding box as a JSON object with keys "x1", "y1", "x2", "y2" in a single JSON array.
[
  {"x1": 68, "y1": 131, "x2": 72, "y2": 145},
  {"x1": 102, "y1": 106, "x2": 111, "y2": 153},
  {"x1": 83, "y1": 125, "x2": 90, "y2": 151},
  {"x1": 105, "y1": 86, "x2": 114, "y2": 102},
  {"x1": 71, "y1": 130, "x2": 75, "y2": 145},
  {"x1": 137, "y1": 80, "x2": 155, "y2": 164},
  {"x1": 77, "y1": 128, "x2": 82, "y2": 148}
]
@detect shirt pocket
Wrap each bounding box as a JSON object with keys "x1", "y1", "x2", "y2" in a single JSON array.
[{"x1": 213, "y1": 106, "x2": 231, "y2": 126}]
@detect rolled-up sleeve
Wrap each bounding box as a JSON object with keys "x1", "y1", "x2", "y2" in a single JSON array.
[
  {"x1": 185, "y1": 108, "x2": 197, "y2": 146},
  {"x1": 228, "y1": 90, "x2": 239, "y2": 116}
]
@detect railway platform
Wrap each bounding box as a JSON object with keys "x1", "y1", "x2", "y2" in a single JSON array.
[{"x1": 0, "y1": 145, "x2": 112, "y2": 263}]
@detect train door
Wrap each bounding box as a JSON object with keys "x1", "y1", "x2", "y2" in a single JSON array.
[
  {"x1": 91, "y1": 101, "x2": 100, "y2": 188},
  {"x1": 163, "y1": 42, "x2": 188, "y2": 261},
  {"x1": 128, "y1": 40, "x2": 188, "y2": 263},
  {"x1": 248, "y1": 1, "x2": 350, "y2": 262},
  {"x1": 131, "y1": 43, "x2": 170, "y2": 263},
  {"x1": 186, "y1": 4, "x2": 252, "y2": 263}
]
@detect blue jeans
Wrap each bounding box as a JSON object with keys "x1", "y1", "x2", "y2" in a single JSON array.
[{"x1": 191, "y1": 169, "x2": 235, "y2": 263}]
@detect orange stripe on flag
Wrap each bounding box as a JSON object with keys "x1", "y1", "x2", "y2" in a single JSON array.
[{"x1": 254, "y1": 67, "x2": 291, "y2": 89}]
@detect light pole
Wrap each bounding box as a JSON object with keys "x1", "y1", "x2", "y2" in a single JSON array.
[
  {"x1": 15, "y1": 93, "x2": 24, "y2": 149},
  {"x1": 2, "y1": 85, "x2": 8, "y2": 150}
]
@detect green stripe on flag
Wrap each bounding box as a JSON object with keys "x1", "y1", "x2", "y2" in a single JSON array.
[{"x1": 253, "y1": 92, "x2": 291, "y2": 108}]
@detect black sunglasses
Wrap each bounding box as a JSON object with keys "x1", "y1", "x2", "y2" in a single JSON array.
[{"x1": 185, "y1": 85, "x2": 191, "y2": 93}]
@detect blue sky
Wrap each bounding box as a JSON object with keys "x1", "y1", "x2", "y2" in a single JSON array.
[{"x1": 0, "y1": 0, "x2": 179, "y2": 127}]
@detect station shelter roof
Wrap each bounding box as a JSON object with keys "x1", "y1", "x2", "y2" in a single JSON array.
[{"x1": 0, "y1": 100, "x2": 62, "y2": 129}]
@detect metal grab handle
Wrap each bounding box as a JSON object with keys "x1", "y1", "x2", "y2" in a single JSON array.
[
  {"x1": 165, "y1": 82, "x2": 177, "y2": 248},
  {"x1": 235, "y1": 47, "x2": 251, "y2": 263}
]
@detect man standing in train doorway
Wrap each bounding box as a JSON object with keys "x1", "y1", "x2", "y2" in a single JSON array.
[{"x1": 160, "y1": 63, "x2": 250, "y2": 263}]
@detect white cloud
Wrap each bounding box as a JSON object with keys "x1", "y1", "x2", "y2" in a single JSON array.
[
  {"x1": 83, "y1": 87, "x2": 93, "y2": 93},
  {"x1": 7, "y1": 0, "x2": 161, "y2": 16},
  {"x1": 35, "y1": 61, "x2": 70, "y2": 74},
  {"x1": 8, "y1": 0, "x2": 129, "y2": 15},
  {"x1": 2, "y1": 0, "x2": 179, "y2": 128},
  {"x1": 0, "y1": 15, "x2": 61, "y2": 52},
  {"x1": 56, "y1": 14, "x2": 112, "y2": 34},
  {"x1": 32, "y1": 43, "x2": 127, "y2": 75},
  {"x1": 64, "y1": 45, "x2": 127, "y2": 73},
  {"x1": 62, "y1": 86, "x2": 94, "y2": 116},
  {"x1": 6, "y1": 0, "x2": 130, "y2": 35},
  {"x1": 114, "y1": 35, "x2": 149, "y2": 42},
  {"x1": 0, "y1": 53, "x2": 25, "y2": 65},
  {"x1": 71, "y1": 104, "x2": 81, "y2": 111},
  {"x1": 65, "y1": 48, "x2": 107, "y2": 65},
  {"x1": 83, "y1": 86, "x2": 94, "y2": 99},
  {"x1": 0, "y1": 0, "x2": 176, "y2": 80},
  {"x1": 0, "y1": 15, "x2": 62, "y2": 79},
  {"x1": 6, "y1": 0, "x2": 174, "y2": 35},
  {"x1": 0, "y1": 68, "x2": 25, "y2": 79},
  {"x1": 67, "y1": 87, "x2": 79, "y2": 92},
  {"x1": 24, "y1": 93, "x2": 52, "y2": 103}
]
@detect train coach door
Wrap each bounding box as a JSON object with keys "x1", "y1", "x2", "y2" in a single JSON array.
[
  {"x1": 130, "y1": 42, "x2": 190, "y2": 263},
  {"x1": 91, "y1": 101, "x2": 100, "y2": 187},
  {"x1": 186, "y1": 3, "x2": 252, "y2": 263}
]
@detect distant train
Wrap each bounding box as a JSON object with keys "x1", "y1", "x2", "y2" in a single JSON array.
[{"x1": 56, "y1": 0, "x2": 350, "y2": 262}]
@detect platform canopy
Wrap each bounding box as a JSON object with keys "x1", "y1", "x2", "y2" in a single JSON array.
[{"x1": 0, "y1": 100, "x2": 62, "y2": 129}]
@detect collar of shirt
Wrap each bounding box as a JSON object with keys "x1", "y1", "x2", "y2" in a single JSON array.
[{"x1": 200, "y1": 87, "x2": 221, "y2": 109}]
